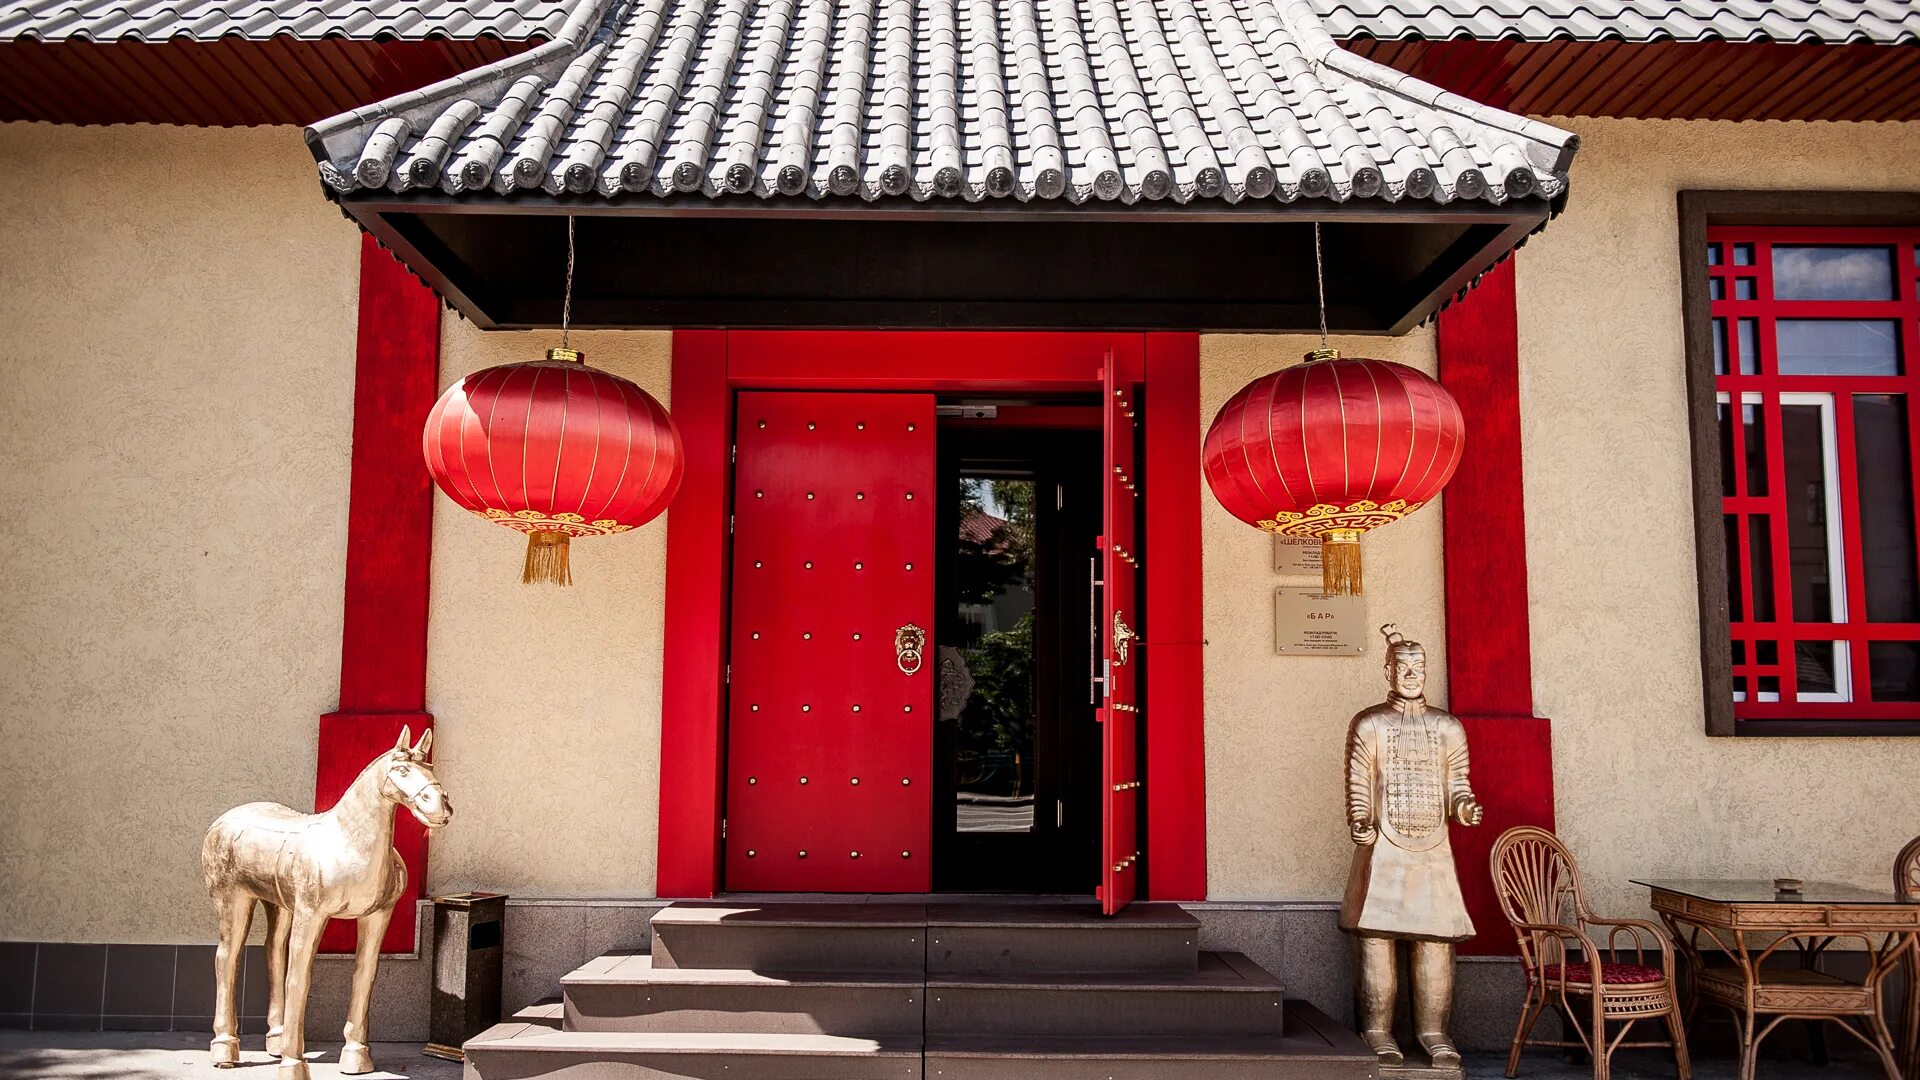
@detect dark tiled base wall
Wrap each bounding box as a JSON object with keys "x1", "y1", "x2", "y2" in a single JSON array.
[
  {"x1": 2, "y1": 941, "x2": 223, "y2": 1033},
  {"x1": 16, "y1": 900, "x2": 1898, "y2": 1056},
  {"x1": 1, "y1": 904, "x2": 433, "y2": 1037}
]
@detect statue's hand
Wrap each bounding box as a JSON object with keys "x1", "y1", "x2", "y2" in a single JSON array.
[
  {"x1": 1350, "y1": 819, "x2": 1378, "y2": 846},
  {"x1": 1454, "y1": 797, "x2": 1484, "y2": 827}
]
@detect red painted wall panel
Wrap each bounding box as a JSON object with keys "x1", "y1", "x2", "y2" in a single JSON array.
[
  {"x1": 338, "y1": 236, "x2": 439, "y2": 713},
  {"x1": 1436, "y1": 259, "x2": 1556, "y2": 956},
  {"x1": 656, "y1": 330, "x2": 731, "y2": 898},
  {"x1": 1143, "y1": 334, "x2": 1208, "y2": 901},
  {"x1": 316, "y1": 235, "x2": 441, "y2": 953},
  {"x1": 316, "y1": 711, "x2": 434, "y2": 953}
]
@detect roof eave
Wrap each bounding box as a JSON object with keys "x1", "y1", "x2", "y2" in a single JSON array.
[{"x1": 304, "y1": 0, "x2": 616, "y2": 172}]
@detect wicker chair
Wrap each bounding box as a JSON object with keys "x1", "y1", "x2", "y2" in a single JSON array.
[
  {"x1": 1899, "y1": 835, "x2": 1920, "y2": 1080},
  {"x1": 1491, "y1": 826, "x2": 1692, "y2": 1080}
]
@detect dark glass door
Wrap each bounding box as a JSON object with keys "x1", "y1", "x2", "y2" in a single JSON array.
[{"x1": 934, "y1": 423, "x2": 1100, "y2": 893}]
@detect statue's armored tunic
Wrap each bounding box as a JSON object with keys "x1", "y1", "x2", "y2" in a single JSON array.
[{"x1": 1340, "y1": 696, "x2": 1476, "y2": 942}]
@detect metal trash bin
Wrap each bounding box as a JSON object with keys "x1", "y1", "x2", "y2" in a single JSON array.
[{"x1": 424, "y1": 891, "x2": 506, "y2": 1061}]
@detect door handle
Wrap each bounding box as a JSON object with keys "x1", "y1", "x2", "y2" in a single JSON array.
[
  {"x1": 1089, "y1": 556, "x2": 1102, "y2": 704},
  {"x1": 895, "y1": 623, "x2": 925, "y2": 676}
]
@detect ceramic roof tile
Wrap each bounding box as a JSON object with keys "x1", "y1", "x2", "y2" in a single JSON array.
[
  {"x1": 1312, "y1": 0, "x2": 1920, "y2": 44},
  {"x1": 0, "y1": 0, "x2": 570, "y2": 41},
  {"x1": 9, "y1": 0, "x2": 1915, "y2": 45},
  {"x1": 307, "y1": 0, "x2": 1577, "y2": 208}
]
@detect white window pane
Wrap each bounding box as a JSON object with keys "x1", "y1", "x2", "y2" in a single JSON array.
[
  {"x1": 1777, "y1": 319, "x2": 1902, "y2": 376},
  {"x1": 1771, "y1": 245, "x2": 1896, "y2": 300},
  {"x1": 1779, "y1": 398, "x2": 1845, "y2": 623}
]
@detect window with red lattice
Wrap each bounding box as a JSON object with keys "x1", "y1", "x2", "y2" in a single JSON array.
[{"x1": 1709, "y1": 226, "x2": 1920, "y2": 722}]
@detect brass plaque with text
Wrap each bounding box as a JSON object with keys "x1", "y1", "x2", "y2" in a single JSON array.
[
  {"x1": 1274, "y1": 586, "x2": 1364, "y2": 655},
  {"x1": 1273, "y1": 535, "x2": 1323, "y2": 577}
]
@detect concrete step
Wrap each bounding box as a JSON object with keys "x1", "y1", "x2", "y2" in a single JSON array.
[
  {"x1": 465, "y1": 1005, "x2": 923, "y2": 1080},
  {"x1": 925, "y1": 901, "x2": 1199, "y2": 975},
  {"x1": 922, "y1": 1002, "x2": 1374, "y2": 1080},
  {"x1": 924, "y1": 951, "x2": 1285, "y2": 1038},
  {"x1": 563, "y1": 953, "x2": 923, "y2": 1035},
  {"x1": 648, "y1": 902, "x2": 927, "y2": 973}
]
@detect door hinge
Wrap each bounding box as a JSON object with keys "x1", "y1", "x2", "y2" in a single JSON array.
[
  {"x1": 730, "y1": 444, "x2": 737, "y2": 463},
  {"x1": 725, "y1": 664, "x2": 731, "y2": 684},
  {"x1": 729, "y1": 514, "x2": 735, "y2": 535},
  {"x1": 721, "y1": 818, "x2": 727, "y2": 839},
  {"x1": 1056, "y1": 799, "x2": 1064, "y2": 828}
]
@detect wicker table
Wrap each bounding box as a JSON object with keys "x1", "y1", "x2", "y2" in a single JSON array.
[{"x1": 1634, "y1": 878, "x2": 1919, "y2": 1080}]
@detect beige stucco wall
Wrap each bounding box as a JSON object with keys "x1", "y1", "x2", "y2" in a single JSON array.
[
  {"x1": 1518, "y1": 118, "x2": 1920, "y2": 916},
  {"x1": 0, "y1": 122, "x2": 674, "y2": 941},
  {"x1": 1200, "y1": 118, "x2": 1920, "y2": 911},
  {"x1": 0, "y1": 124, "x2": 362, "y2": 942},
  {"x1": 7, "y1": 116, "x2": 1920, "y2": 946},
  {"x1": 422, "y1": 327, "x2": 672, "y2": 900},
  {"x1": 1200, "y1": 330, "x2": 1450, "y2": 900}
]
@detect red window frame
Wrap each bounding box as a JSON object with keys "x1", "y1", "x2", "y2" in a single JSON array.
[{"x1": 1709, "y1": 225, "x2": 1920, "y2": 723}]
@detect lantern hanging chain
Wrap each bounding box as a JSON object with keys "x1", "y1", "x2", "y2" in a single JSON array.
[
  {"x1": 561, "y1": 214, "x2": 576, "y2": 352},
  {"x1": 1313, "y1": 220, "x2": 1328, "y2": 349}
]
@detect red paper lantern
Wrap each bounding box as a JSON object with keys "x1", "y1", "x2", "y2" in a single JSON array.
[
  {"x1": 1203, "y1": 350, "x2": 1464, "y2": 595},
  {"x1": 423, "y1": 347, "x2": 683, "y2": 585}
]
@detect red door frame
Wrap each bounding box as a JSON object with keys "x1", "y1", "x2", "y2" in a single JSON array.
[{"x1": 656, "y1": 331, "x2": 1209, "y2": 900}]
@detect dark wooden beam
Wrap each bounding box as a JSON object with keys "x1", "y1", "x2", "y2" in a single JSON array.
[{"x1": 340, "y1": 197, "x2": 1551, "y2": 335}]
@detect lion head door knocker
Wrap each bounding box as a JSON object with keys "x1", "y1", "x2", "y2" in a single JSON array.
[
  {"x1": 1112, "y1": 610, "x2": 1136, "y2": 666},
  {"x1": 895, "y1": 623, "x2": 926, "y2": 675}
]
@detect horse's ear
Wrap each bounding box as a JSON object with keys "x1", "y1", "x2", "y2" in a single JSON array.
[
  {"x1": 395, "y1": 725, "x2": 412, "y2": 753},
  {"x1": 413, "y1": 728, "x2": 433, "y2": 758}
]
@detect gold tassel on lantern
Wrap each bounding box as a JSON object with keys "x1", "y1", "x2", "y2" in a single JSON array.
[
  {"x1": 523, "y1": 532, "x2": 572, "y2": 586},
  {"x1": 1322, "y1": 529, "x2": 1363, "y2": 596}
]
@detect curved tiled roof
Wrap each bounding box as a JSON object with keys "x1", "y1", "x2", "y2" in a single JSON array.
[
  {"x1": 8, "y1": 0, "x2": 1916, "y2": 46},
  {"x1": 1316, "y1": 0, "x2": 1920, "y2": 45},
  {"x1": 0, "y1": 0, "x2": 568, "y2": 41},
  {"x1": 307, "y1": 0, "x2": 1576, "y2": 208}
]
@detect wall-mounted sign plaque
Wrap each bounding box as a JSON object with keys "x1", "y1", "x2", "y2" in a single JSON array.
[
  {"x1": 1273, "y1": 535, "x2": 1323, "y2": 576},
  {"x1": 1274, "y1": 586, "x2": 1365, "y2": 655}
]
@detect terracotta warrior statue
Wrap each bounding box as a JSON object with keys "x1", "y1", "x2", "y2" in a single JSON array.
[
  {"x1": 202, "y1": 726, "x2": 451, "y2": 1079},
  {"x1": 1342, "y1": 625, "x2": 1482, "y2": 1069}
]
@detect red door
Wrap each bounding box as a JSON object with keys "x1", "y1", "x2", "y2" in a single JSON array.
[
  {"x1": 725, "y1": 391, "x2": 936, "y2": 891},
  {"x1": 1100, "y1": 354, "x2": 1143, "y2": 913}
]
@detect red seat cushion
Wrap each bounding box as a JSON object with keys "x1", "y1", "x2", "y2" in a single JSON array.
[{"x1": 1541, "y1": 962, "x2": 1665, "y2": 986}]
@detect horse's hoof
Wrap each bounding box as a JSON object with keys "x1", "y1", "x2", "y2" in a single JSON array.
[
  {"x1": 264, "y1": 1028, "x2": 284, "y2": 1057},
  {"x1": 210, "y1": 1036, "x2": 240, "y2": 1067},
  {"x1": 276, "y1": 1060, "x2": 311, "y2": 1080},
  {"x1": 339, "y1": 1043, "x2": 375, "y2": 1075}
]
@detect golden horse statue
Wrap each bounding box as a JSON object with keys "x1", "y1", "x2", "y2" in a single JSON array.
[{"x1": 201, "y1": 726, "x2": 451, "y2": 1079}]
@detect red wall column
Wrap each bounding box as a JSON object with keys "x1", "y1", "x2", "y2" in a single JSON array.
[
  {"x1": 655, "y1": 330, "x2": 731, "y2": 898},
  {"x1": 1436, "y1": 258, "x2": 1556, "y2": 957},
  {"x1": 1143, "y1": 333, "x2": 1208, "y2": 900},
  {"x1": 317, "y1": 235, "x2": 441, "y2": 952}
]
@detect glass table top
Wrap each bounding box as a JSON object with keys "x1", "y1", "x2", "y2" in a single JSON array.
[{"x1": 1632, "y1": 878, "x2": 1915, "y2": 905}]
